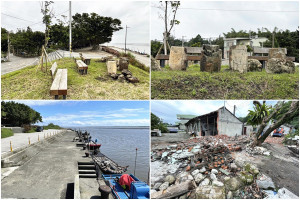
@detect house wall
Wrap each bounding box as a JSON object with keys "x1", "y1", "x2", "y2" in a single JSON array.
[
  {"x1": 218, "y1": 109, "x2": 243, "y2": 136},
  {"x1": 251, "y1": 38, "x2": 268, "y2": 47}
]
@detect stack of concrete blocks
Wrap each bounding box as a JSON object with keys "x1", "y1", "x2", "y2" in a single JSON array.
[
  {"x1": 229, "y1": 45, "x2": 248, "y2": 73},
  {"x1": 169, "y1": 46, "x2": 188, "y2": 70},
  {"x1": 106, "y1": 60, "x2": 117, "y2": 75},
  {"x1": 200, "y1": 45, "x2": 222, "y2": 72},
  {"x1": 118, "y1": 57, "x2": 129, "y2": 71},
  {"x1": 266, "y1": 48, "x2": 295, "y2": 74}
]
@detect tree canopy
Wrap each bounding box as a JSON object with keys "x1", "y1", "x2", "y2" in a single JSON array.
[
  {"x1": 1, "y1": 101, "x2": 42, "y2": 127},
  {"x1": 151, "y1": 113, "x2": 169, "y2": 133}
]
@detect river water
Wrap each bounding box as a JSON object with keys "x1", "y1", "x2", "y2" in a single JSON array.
[{"x1": 68, "y1": 126, "x2": 150, "y2": 182}]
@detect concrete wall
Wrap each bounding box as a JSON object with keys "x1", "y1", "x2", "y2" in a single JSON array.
[
  {"x1": 3, "y1": 127, "x2": 25, "y2": 133},
  {"x1": 218, "y1": 109, "x2": 243, "y2": 136}
]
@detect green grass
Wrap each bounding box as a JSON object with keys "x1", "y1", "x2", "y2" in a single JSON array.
[
  {"x1": 2, "y1": 58, "x2": 150, "y2": 100},
  {"x1": 151, "y1": 64, "x2": 299, "y2": 99},
  {"x1": 1, "y1": 128, "x2": 14, "y2": 138}
]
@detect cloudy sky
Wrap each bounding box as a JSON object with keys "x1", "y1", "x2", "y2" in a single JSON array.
[
  {"x1": 151, "y1": 100, "x2": 279, "y2": 124},
  {"x1": 151, "y1": 1, "x2": 299, "y2": 41},
  {"x1": 1, "y1": 1, "x2": 149, "y2": 44},
  {"x1": 12, "y1": 100, "x2": 150, "y2": 127}
]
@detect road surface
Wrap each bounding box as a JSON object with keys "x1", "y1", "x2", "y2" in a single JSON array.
[
  {"x1": 1, "y1": 54, "x2": 39, "y2": 75},
  {"x1": 1, "y1": 129, "x2": 64, "y2": 154},
  {"x1": 108, "y1": 46, "x2": 150, "y2": 67}
]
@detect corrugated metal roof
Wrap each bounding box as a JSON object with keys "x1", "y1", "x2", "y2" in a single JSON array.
[{"x1": 177, "y1": 114, "x2": 197, "y2": 119}]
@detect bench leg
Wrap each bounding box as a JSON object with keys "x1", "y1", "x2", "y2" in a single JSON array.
[
  {"x1": 54, "y1": 95, "x2": 58, "y2": 100},
  {"x1": 63, "y1": 95, "x2": 67, "y2": 100}
]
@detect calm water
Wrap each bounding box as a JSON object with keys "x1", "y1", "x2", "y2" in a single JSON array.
[
  {"x1": 68, "y1": 126, "x2": 150, "y2": 182},
  {"x1": 104, "y1": 43, "x2": 150, "y2": 55}
]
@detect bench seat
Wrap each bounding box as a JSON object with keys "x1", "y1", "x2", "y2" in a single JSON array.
[
  {"x1": 50, "y1": 69, "x2": 68, "y2": 99},
  {"x1": 76, "y1": 60, "x2": 88, "y2": 74}
]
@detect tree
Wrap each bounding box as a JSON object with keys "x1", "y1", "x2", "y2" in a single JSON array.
[
  {"x1": 41, "y1": 1, "x2": 54, "y2": 48},
  {"x1": 1, "y1": 28, "x2": 8, "y2": 53},
  {"x1": 151, "y1": 113, "x2": 169, "y2": 133},
  {"x1": 248, "y1": 101, "x2": 299, "y2": 147},
  {"x1": 151, "y1": 40, "x2": 162, "y2": 57},
  {"x1": 1, "y1": 101, "x2": 42, "y2": 127},
  {"x1": 158, "y1": 1, "x2": 180, "y2": 55},
  {"x1": 72, "y1": 13, "x2": 122, "y2": 50}
]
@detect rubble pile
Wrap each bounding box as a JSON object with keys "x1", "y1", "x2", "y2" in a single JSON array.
[
  {"x1": 110, "y1": 69, "x2": 139, "y2": 83},
  {"x1": 247, "y1": 59, "x2": 262, "y2": 72},
  {"x1": 151, "y1": 135, "x2": 271, "y2": 199}
]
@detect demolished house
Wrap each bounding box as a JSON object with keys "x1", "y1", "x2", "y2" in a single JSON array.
[{"x1": 185, "y1": 107, "x2": 243, "y2": 137}]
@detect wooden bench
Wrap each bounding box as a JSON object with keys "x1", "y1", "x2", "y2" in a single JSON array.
[
  {"x1": 50, "y1": 62, "x2": 57, "y2": 79},
  {"x1": 79, "y1": 53, "x2": 91, "y2": 65},
  {"x1": 76, "y1": 60, "x2": 88, "y2": 75},
  {"x1": 50, "y1": 69, "x2": 68, "y2": 99}
]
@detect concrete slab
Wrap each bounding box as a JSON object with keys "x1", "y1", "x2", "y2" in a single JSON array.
[{"x1": 1, "y1": 130, "x2": 90, "y2": 199}]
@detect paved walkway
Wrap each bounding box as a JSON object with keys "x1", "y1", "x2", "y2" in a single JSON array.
[
  {"x1": 1, "y1": 130, "x2": 90, "y2": 199},
  {"x1": 1, "y1": 129, "x2": 64, "y2": 154}
]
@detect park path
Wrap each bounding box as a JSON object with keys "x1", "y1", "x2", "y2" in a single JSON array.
[{"x1": 1, "y1": 129, "x2": 64, "y2": 154}]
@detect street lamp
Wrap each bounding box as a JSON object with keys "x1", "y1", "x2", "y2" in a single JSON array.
[{"x1": 125, "y1": 25, "x2": 130, "y2": 54}]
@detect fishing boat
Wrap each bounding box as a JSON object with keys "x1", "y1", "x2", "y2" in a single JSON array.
[
  {"x1": 102, "y1": 174, "x2": 150, "y2": 199},
  {"x1": 92, "y1": 153, "x2": 129, "y2": 174}
]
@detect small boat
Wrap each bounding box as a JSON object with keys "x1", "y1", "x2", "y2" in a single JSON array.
[
  {"x1": 92, "y1": 153, "x2": 129, "y2": 174},
  {"x1": 102, "y1": 174, "x2": 150, "y2": 199}
]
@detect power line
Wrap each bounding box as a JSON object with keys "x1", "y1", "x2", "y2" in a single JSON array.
[
  {"x1": 1, "y1": 12, "x2": 35, "y2": 23},
  {"x1": 151, "y1": 6, "x2": 298, "y2": 13}
]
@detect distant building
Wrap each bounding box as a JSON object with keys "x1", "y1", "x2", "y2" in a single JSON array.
[
  {"x1": 224, "y1": 36, "x2": 268, "y2": 59},
  {"x1": 176, "y1": 114, "x2": 197, "y2": 131},
  {"x1": 185, "y1": 107, "x2": 244, "y2": 137}
]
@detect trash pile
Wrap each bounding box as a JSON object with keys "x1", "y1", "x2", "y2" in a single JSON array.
[{"x1": 151, "y1": 135, "x2": 282, "y2": 199}]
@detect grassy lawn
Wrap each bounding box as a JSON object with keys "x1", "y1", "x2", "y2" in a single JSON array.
[
  {"x1": 1, "y1": 128, "x2": 14, "y2": 138},
  {"x1": 151, "y1": 65, "x2": 299, "y2": 99},
  {"x1": 2, "y1": 58, "x2": 150, "y2": 100}
]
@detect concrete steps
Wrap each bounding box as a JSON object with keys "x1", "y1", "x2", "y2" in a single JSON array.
[{"x1": 78, "y1": 161, "x2": 97, "y2": 178}]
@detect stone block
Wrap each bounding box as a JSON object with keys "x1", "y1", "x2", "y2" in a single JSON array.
[
  {"x1": 200, "y1": 44, "x2": 222, "y2": 72},
  {"x1": 266, "y1": 58, "x2": 295, "y2": 74},
  {"x1": 268, "y1": 48, "x2": 286, "y2": 59},
  {"x1": 229, "y1": 45, "x2": 248, "y2": 73},
  {"x1": 118, "y1": 57, "x2": 129, "y2": 71},
  {"x1": 195, "y1": 185, "x2": 226, "y2": 199},
  {"x1": 169, "y1": 46, "x2": 187, "y2": 70},
  {"x1": 106, "y1": 60, "x2": 117, "y2": 75}
]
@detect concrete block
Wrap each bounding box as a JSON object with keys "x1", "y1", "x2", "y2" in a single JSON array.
[
  {"x1": 118, "y1": 57, "x2": 129, "y2": 71},
  {"x1": 106, "y1": 60, "x2": 117, "y2": 74},
  {"x1": 169, "y1": 46, "x2": 187, "y2": 70},
  {"x1": 200, "y1": 45, "x2": 222, "y2": 72},
  {"x1": 268, "y1": 48, "x2": 286, "y2": 59},
  {"x1": 74, "y1": 174, "x2": 80, "y2": 199},
  {"x1": 229, "y1": 45, "x2": 248, "y2": 73}
]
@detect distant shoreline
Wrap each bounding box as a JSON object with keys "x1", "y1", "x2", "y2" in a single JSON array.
[{"x1": 63, "y1": 126, "x2": 150, "y2": 129}]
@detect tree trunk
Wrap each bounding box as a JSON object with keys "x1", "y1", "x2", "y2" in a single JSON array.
[
  {"x1": 251, "y1": 101, "x2": 299, "y2": 147},
  {"x1": 92, "y1": 45, "x2": 99, "y2": 50}
]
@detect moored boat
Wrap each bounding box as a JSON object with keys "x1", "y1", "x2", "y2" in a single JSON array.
[{"x1": 102, "y1": 174, "x2": 150, "y2": 199}]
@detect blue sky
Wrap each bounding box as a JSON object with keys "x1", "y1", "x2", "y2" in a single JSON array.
[
  {"x1": 12, "y1": 101, "x2": 150, "y2": 127},
  {"x1": 151, "y1": 100, "x2": 279, "y2": 124}
]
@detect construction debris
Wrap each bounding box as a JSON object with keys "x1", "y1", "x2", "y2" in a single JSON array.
[{"x1": 151, "y1": 135, "x2": 289, "y2": 199}]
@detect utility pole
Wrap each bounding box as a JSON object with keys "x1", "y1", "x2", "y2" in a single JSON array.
[
  {"x1": 272, "y1": 32, "x2": 274, "y2": 48},
  {"x1": 69, "y1": 1, "x2": 72, "y2": 57},
  {"x1": 233, "y1": 105, "x2": 236, "y2": 116},
  {"x1": 182, "y1": 36, "x2": 186, "y2": 47},
  {"x1": 7, "y1": 32, "x2": 10, "y2": 61},
  {"x1": 125, "y1": 25, "x2": 130, "y2": 54}
]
